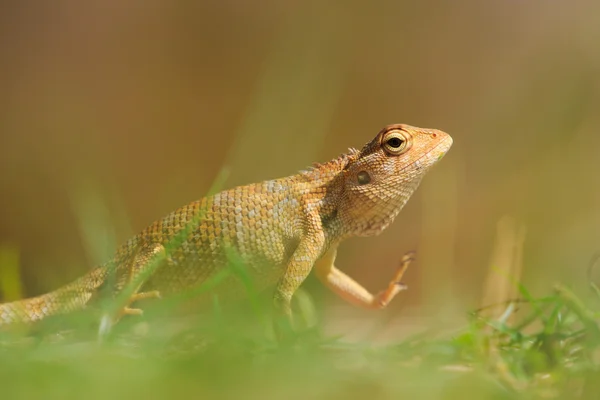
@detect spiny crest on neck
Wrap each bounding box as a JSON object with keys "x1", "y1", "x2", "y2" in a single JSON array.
[{"x1": 298, "y1": 147, "x2": 360, "y2": 179}]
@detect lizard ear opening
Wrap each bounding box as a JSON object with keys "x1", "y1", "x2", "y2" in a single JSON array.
[{"x1": 357, "y1": 171, "x2": 371, "y2": 185}]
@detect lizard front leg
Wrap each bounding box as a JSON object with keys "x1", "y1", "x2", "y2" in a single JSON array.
[
  {"x1": 314, "y1": 246, "x2": 414, "y2": 309},
  {"x1": 273, "y1": 234, "x2": 325, "y2": 325}
]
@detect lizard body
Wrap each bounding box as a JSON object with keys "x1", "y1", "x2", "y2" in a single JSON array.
[{"x1": 0, "y1": 124, "x2": 452, "y2": 328}]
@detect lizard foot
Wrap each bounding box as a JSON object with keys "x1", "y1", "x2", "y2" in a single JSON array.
[
  {"x1": 98, "y1": 290, "x2": 161, "y2": 339},
  {"x1": 118, "y1": 290, "x2": 162, "y2": 317},
  {"x1": 374, "y1": 251, "x2": 416, "y2": 308}
]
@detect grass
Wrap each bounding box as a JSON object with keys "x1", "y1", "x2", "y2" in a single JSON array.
[{"x1": 1, "y1": 272, "x2": 600, "y2": 399}]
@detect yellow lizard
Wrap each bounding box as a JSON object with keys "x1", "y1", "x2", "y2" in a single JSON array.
[{"x1": 0, "y1": 124, "x2": 452, "y2": 330}]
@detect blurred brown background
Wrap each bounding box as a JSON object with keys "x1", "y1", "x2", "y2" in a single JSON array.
[{"x1": 1, "y1": 1, "x2": 599, "y2": 337}]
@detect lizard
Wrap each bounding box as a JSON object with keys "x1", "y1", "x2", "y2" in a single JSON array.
[{"x1": 0, "y1": 124, "x2": 452, "y2": 331}]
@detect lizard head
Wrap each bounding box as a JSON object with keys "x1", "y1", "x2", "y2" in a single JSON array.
[{"x1": 339, "y1": 124, "x2": 452, "y2": 237}]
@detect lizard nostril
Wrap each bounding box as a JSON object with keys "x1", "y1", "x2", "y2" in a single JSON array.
[{"x1": 431, "y1": 133, "x2": 437, "y2": 138}]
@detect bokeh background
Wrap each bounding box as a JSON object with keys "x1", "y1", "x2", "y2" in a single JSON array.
[{"x1": 1, "y1": 0, "x2": 599, "y2": 339}]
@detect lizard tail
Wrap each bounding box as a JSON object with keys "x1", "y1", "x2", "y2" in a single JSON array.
[
  {"x1": 0, "y1": 267, "x2": 107, "y2": 327},
  {"x1": 0, "y1": 290, "x2": 83, "y2": 326}
]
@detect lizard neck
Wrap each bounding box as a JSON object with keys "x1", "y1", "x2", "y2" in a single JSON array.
[{"x1": 297, "y1": 150, "x2": 359, "y2": 246}]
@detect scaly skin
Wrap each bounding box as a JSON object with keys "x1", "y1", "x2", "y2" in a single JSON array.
[{"x1": 0, "y1": 124, "x2": 452, "y2": 327}]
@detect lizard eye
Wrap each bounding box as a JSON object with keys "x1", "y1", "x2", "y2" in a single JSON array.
[
  {"x1": 357, "y1": 171, "x2": 371, "y2": 185},
  {"x1": 383, "y1": 130, "x2": 411, "y2": 155},
  {"x1": 387, "y1": 137, "x2": 403, "y2": 148}
]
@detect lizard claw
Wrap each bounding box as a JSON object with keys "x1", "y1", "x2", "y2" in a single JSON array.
[
  {"x1": 117, "y1": 290, "x2": 161, "y2": 318},
  {"x1": 402, "y1": 250, "x2": 417, "y2": 263},
  {"x1": 121, "y1": 307, "x2": 144, "y2": 316},
  {"x1": 390, "y1": 251, "x2": 416, "y2": 285}
]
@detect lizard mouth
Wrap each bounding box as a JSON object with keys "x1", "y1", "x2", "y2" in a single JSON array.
[
  {"x1": 433, "y1": 134, "x2": 453, "y2": 160},
  {"x1": 397, "y1": 134, "x2": 453, "y2": 175}
]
